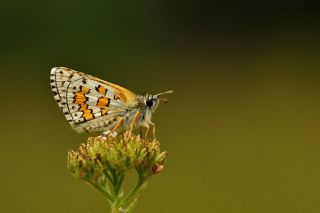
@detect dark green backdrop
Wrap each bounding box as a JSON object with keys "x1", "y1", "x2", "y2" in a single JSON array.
[{"x1": 1, "y1": 1, "x2": 320, "y2": 212}]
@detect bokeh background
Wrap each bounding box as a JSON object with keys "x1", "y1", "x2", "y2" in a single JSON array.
[{"x1": 1, "y1": 1, "x2": 320, "y2": 212}]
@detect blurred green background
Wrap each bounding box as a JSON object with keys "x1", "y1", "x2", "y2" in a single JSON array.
[{"x1": 1, "y1": 1, "x2": 320, "y2": 212}]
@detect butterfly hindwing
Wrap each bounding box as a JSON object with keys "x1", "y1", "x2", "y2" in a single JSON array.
[{"x1": 50, "y1": 67, "x2": 137, "y2": 132}]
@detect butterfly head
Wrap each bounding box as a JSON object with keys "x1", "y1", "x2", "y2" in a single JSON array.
[{"x1": 143, "y1": 90, "x2": 173, "y2": 112}]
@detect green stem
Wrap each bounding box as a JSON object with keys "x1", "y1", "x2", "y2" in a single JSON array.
[
  {"x1": 110, "y1": 199, "x2": 126, "y2": 213},
  {"x1": 111, "y1": 205, "x2": 121, "y2": 213},
  {"x1": 111, "y1": 171, "x2": 119, "y2": 196},
  {"x1": 123, "y1": 167, "x2": 145, "y2": 205},
  {"x1": 115, "y1": 173, "x2": 125, "y2": 197},
  {"x1": 89, "y1": 181, "x2": 114, "y2": 203},
  {"x1": 111, "y1": 205, "x2": 119, "y2": 213},
  {"x1": 104, "y1": 170, "x2": 114, "y2": 185}
]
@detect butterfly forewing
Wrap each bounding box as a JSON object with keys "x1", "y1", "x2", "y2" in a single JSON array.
[{"x1": 50, "y1": 67, "x2": 137, "y2": 132}]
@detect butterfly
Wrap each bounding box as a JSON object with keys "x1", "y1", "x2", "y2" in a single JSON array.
[{"x1": 50, "y1": 67, "x2": 172, "y2": 138}]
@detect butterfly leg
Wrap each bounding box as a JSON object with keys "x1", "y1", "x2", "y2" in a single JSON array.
[
  {"x1": 128, "y1": 110, "x2": 140, "y2": 137},
  {"x1": 101, "y1": 117, "x2": 124, "y2": 138},
  {"x1": 144, "y1": 125, "x2": 149, "y2": 141},
  {"x1": 101, "y1": 116, "x2": 125, "y2": 137},
  {"x1": 141, "y1": 121, "x2": 155, "y2": 141},
  {"x1": 139, "y1": 125, "x2": 143, "y2": 138},
  {"x1": 149, "y1": 121, "x2": 156, "y2": 139},
  {"x1": 108, "y1": 116, "x2": 125, "y2": 134}
]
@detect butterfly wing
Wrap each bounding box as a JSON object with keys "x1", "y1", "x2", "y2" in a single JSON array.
[{"x1": 50, "y1": 67, "x2": 137, "y2": 133}]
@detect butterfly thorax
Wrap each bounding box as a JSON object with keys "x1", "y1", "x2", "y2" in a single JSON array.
[{"x1": 133, "y1": 94, "x2": 160, "y2": 127}]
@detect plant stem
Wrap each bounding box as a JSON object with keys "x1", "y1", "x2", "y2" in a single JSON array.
[
  {"x1": 89, "y1": 181, "x2": 114, "y2": 203},
  {"x1": 115, "y1": 173, "x2": 125, "y2": 196},
  {"x1": 109, "y1": 168, "x2": 147, "y2": 213},
  {"x1": 123, "y1": 168, "x2": 145, "y2": 205},
  {"x1": 111, "y1": 203, "x2": 120, "y2": 213}
]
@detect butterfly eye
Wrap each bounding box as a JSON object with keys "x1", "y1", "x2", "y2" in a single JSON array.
[{"x1": 146, "y1": 99, "x2": 153, "y2": 107}]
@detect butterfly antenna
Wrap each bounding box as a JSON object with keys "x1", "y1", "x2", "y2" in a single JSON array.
[
  {"x1": 156, "y1": 90, "x2": 173, "y2": 103},
  {"x1": 155, "y1": 90, "x2": 174, "y2": 96}
]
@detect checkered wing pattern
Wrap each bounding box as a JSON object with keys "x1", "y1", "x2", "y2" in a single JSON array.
[{"x1": 50, "y1": 67, "x2": 137, "y2": 133}]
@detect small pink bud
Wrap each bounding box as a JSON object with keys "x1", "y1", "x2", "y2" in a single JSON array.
[{"x1": 152, "y1": 164, "x2": 164, "y2": 174}]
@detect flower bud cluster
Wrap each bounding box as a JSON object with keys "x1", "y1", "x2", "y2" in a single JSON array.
[{"x1": 67, "y1": 132, "x2": 167, "y2": 182}]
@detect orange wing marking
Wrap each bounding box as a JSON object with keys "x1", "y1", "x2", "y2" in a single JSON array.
[
  {"x1": 73, "y1": 86, "x2": 93, "y2": 121},
  {"x1": 97, "y1": 97, "x2": 110, "y2": 108},
  {"x1": 101, "y1": 108, "x2": 108, "y2": 116},
  {"x1": 95, "y1": 85, "x2": 107, "y2": 95}
]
